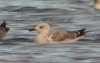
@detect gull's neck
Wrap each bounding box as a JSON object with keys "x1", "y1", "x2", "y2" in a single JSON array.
[{"x1": 36, "y1": 30, "x2": 51, "y2": 43}]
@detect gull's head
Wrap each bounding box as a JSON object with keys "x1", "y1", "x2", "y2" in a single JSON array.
[
  {"x1": 94, "y1": 0, "x2": 100, "y2": 3},
  {"x1": 29, "y1": 23, "x2": 50, "y2": 34}
]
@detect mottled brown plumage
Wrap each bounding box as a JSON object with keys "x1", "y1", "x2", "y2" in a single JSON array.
[
  {"x1": 50, "y1": 28, "x2": 86, "y2": 42},
  {"x1": 51, "y1": 32, "x2": 74, "y2": 41},
  {"x1": 0, "y1": 21, "x2": 9, "y2": 39}
]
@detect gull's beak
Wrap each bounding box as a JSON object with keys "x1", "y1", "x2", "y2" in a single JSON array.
[
  {"x1": 29, "y1": 28, "x2": 36, "y2": 31},
  {"x1": 28, "y1": 25, "x2": 37, "y2": 31}
]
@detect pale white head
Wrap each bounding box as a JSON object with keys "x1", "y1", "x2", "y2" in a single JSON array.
[{"x1": 29, "y1": 23, "x2": 51, "y2": 34}]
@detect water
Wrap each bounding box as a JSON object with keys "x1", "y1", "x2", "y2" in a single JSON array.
[{"x1": 0, "y1": 0, "x2": 100, "y2": 63}]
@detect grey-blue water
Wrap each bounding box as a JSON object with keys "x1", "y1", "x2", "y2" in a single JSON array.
[{"x1": 0, "y1": 0, "x2": 100, "y2": 63}]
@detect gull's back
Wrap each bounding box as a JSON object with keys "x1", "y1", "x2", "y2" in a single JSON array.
[{"x1": 48, "y1": 28, "x2": 86, "y2": 43}]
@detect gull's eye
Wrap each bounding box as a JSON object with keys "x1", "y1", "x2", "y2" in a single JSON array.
[{"x1": 40, "y1": 26, "x2": 44, "y2": 29}]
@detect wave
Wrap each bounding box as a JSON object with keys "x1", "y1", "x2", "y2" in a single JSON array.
[{"x1": 0, "y1": 6, "x2": 70, "y2": 13}]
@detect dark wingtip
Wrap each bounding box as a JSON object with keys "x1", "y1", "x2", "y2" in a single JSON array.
[
  {"x1": 82, "y1": 28, "x2": 86, "y2": 31},
  {"x1": 0, "y1": 21, "x2": 6, "y2": 27},
  {"x1": 76, "y1": 28, "x2": 86, "y2": 37},
  {"x1": 2, "y1": 21, "x2": 6, "y2": 25},
  {"x1": 78, "y1": 28, "x2": 86, "y2": 32}
]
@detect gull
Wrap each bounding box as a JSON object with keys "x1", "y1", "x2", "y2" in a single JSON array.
[
  {"x1": 94, "y1": 0, "x2": 100, "y2": 10},
  {"x1": 0, "y1": 21, "x2": 10, "y2": 39},
  {"x1": 29, "y1": 23, "x2": 86, "y2": 44}
]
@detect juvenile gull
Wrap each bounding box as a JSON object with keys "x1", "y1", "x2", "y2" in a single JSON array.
[
  {"x1": 29, "y1": 23, "x2": 86, "y2": 44},
  {"x1": 0, "y1": 21, "x2": 10, "y2": 39},
  {"x1": 94, "y1": 0, "x2": 100, "y2": 10}
]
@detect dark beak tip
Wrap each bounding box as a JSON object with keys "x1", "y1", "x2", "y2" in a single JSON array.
[
  {"x1": 28, "y1": 29, "x2": 33, "y2": 31},
  {"x1": 28, "y1": 29, "x2": 36, "y2": 31}
]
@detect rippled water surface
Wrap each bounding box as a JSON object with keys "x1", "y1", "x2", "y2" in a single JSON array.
[{"x1": 0, "y1": 0, "x2": 100, "y2": 63}]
